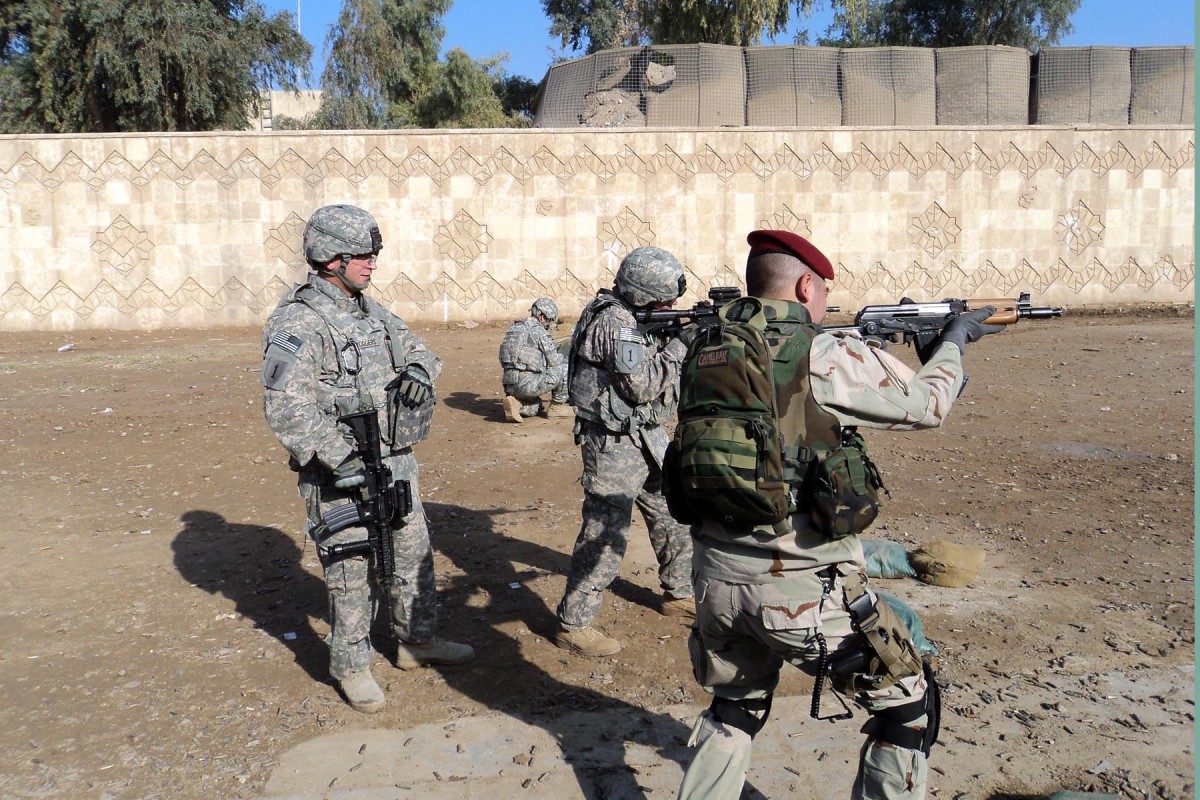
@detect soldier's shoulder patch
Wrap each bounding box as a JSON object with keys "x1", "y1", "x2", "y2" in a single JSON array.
[
  {"x1": 262, "y1": 331, "x2": 304, "y2": 389},
  {"x1": 615, "y1": 326, "x2": 644, "y2": 374}
]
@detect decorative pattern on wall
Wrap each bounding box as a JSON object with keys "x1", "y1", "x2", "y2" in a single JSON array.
[
  {"x1": 600, "y1": 207, "x2": 656, "y2": 259},
  {"x1": 435, "y1": 210, "x2": 492, "y2": 267},
  {"x1": 0, "y1": 131, "x2": 1191, "y2": 331},
  {"x1": 909, "y1": 203, "x2": 960, "y2": 257},
  {"x1": 1056, "y1": 200, "x2": 1105, "y2": 254},
  {"x1": 1, "y1": 140, "x2": 1191, "y2": 194},
  {"x1": 266, "y1": 213, "x2": 307, "y2": 269},
  {"x1": 92, "y1": 217, "x2": 154, "y2": 276},
  {"x1": 759, "y1": 205, "x2": 811, "y2": 237}
]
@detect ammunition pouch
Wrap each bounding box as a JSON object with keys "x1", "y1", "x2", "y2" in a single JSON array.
[
  {"x1": 806, "y1": 428, "x2": 887, "y2": 540},
  {"x1": 385, "y1": 379, "x2": 434, "y2": 449}
]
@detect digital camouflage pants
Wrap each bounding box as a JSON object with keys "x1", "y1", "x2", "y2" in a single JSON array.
[
  {"x1": 301, "y1": 450, "x2": 438, "y2": 680},
  {"x1": 557, "y1": 428, "x2": 693, "y2": 630},
  {"x1": 503, "y1": 363, "x2": 569, "y2": 416},
  {"x1": 679, "y1": 566, "x2": 929, "y2": 800}
]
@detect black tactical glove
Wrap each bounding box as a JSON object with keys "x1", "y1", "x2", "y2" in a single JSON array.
[
  {"x1": 332, "y1": 453, "x2": 366, "y2": 489},
  {"x1": 937, "y1": 307, "x2": 1005, "y2": 354},
  {"x1": 394, "y1": 364, "x2": 433, "y2": 409}
]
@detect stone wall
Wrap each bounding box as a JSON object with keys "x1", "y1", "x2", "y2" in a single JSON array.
[{"x1": 0, "y1": 126, "x2": 1192, "y2": 332}]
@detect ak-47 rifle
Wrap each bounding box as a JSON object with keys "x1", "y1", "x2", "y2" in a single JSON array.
[
  {"x1": 311, "y1": 409, "x2": 413, "y2": 613},
  {"x1": 633, "y1": 286, "x2": 743, "y2": 336},
  {"x1": 826, "y1": 291, "x2": 1063, "y2": 357}
]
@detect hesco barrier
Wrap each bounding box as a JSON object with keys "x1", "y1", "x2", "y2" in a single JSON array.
[
  {"x1": 533, "y1": 44, "x2": 1194, "y2": 128},
  {"x1": 0, "y1": 125, "x2": 1192, "y2": 332}
]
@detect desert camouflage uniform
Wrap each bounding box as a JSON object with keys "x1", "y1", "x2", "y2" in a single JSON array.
[
  {"x1": 680, "y1": 298, "x2": 966, "y2": 800},
  {"x1": 556, "y1": 289, "x2": 694, "y2": 630},
  {"x1": 262, "y1": 275, "x2": 442, "y2": 680},
  {"x1": 499, "y1": 316, "x2": 569, "y2": 417}
]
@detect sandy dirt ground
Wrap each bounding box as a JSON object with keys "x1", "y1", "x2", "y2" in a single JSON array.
[{"x1": 0, "y1": 307, "x2": 1193, "y2": 800}]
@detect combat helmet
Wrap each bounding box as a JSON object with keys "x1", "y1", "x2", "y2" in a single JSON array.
[
  {"x1": 303, "y1": 205, "x2": 382, "y2": 267},
  {"x1": 530, "y1": 297, "x2": 559, "y2": 324},
  {"x1": 615, "y1": 246, "x2": 686, "y2": 308}
]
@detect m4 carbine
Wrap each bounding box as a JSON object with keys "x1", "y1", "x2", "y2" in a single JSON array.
[
  {"x1": 633, "y1": 286, "x2": 743, "y2": 336},
  {"x1": 827, "y1": 291, "x2": 1063, "y2": 355},
  {"x1": 311, "y1": 409, "x2": 412, "y2": 612}
]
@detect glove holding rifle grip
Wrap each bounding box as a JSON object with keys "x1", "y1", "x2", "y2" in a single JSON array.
[
  {"x1": 918, "y1": 307, "x2": 1004, "y2": 363},
  {"x1": 332, "y1": 452, "x2": 367, "y2": 489},
  {"x1": 939, "y1": 307, "x2": 1005, "y2": 353},
  {"x1": 394, "y1": 364, "x2": 432, "y2": 409}
]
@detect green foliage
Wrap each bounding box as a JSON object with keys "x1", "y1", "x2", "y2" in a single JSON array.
[
  {"x1": 0, "y1": 0, "x2": 311, "y2": 133},
  {"x1": 542, "y1": 0, "x2": 647, "y2": 53},
  {"x1": 314, "y1": 0, "x2": 535, "y2": 130},
  {"x1": 495, "y1": 74, "x2": 541, "y2": 121},
  {"x1": 818, "y1": 0, "x2": 1080, "y2": 49},
  {"x1": 316, "y1": 0, "x2": 450, "y2": 129},
  {"x1": 542, "y1": 0, "x2": 817, "y2": 51},
  {"x1": 418, "y1": 49, "x2": 513, "y2": 128},
  {"x1": 648, "y1": 0, "x2": 815, "y2": 46}
]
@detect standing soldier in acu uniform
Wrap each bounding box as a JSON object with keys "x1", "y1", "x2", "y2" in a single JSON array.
[
  {"x1": 261, "y1": 204, "x2": 474, "y2": 714},
  {"x1": 554, "y1": 246, "x2": 697, "y2": 658},
  {"x1": 675, "y1": 230, "x2": 1002, "y2": 799},
  {"x1": 498, "y1": 296, "x2": 572, "y2": 422}
]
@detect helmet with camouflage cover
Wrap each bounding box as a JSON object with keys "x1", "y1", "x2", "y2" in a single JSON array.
[
  {"x1": 530, "y1": 297, "x2": 559, "y2": 325},
  {"x1": 303, "y1": 205, "x2": 382, "y2": 266},
  {"x1": 615, "y1": 246, "x2": 686, "y2": 308}
]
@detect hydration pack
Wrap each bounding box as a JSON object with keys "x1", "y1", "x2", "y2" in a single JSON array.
[{"x1": 664, "y1": 296, "x2": 886, "y2": 538}]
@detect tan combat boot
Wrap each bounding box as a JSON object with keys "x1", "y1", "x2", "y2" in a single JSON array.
[
  {"x1": 555, "y1": 625, "x2": 621, "y2": 657},
  {"x1": 661, "y1": 594, "x2": 696, "y2": 619},
  {"x1": 502, "y1": 395, "x2": 523, "y2": 423},
  {"x1": 395, "y1": 638, "x2": 476, "y2": 670},
  {"x1": 339, "y1": 669, "x2": 386, "y2": 713},
  {"x1": 542, "y1": 402, "x2": 573, "y2": 419}
]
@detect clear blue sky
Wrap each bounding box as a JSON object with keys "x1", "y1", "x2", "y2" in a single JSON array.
[{"x1": 264, "y1": 0, "x2": 1197, "y2": 86}]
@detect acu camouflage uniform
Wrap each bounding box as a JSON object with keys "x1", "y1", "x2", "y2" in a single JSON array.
[
  {"x1": 499, "y1": 315, "x2": 569, "y2": 417},
  {"x1": 680, "y1": 298, "x2": 967, "y2": 800},
  {"x1": 262, "y1": 275, "x2": 442, "y2": 681},
  {"x1": 556, "y1": 289, "x2": 694, "y2": 630}
]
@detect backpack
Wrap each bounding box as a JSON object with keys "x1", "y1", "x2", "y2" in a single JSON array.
[{"x1": 664, "y1": 296, "x2": 886, "y2": 539}]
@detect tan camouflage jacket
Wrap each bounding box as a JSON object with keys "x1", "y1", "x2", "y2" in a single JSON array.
[
  {"x1": 261, "y1": 275, "x2": 442, "y2": 472},
  {"x1": 694, "y1": 303, "x2": 967, "y2": 583}
]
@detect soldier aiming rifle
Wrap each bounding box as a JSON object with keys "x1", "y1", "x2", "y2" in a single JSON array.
[{"x1": 633, "y1": 286, "x2": 743, "y2": 336}]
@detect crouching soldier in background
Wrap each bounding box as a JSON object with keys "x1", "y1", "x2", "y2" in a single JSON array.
[
  {"x1": 261, "y1": 204, "x2": 474, "y2": 714},
  {"x1": 499, "y1": 296, "x2": 572, "y2": 422}
]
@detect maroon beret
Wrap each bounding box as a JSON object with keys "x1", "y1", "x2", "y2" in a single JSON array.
[{"x1": 746, "y1": 229, "x2": 835, "y2": 281}]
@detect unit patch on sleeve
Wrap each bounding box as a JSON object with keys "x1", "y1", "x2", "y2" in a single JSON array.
[
  {"x1": 615, "y1": 327, "x2": 645, "y2": 374},
  {"x1": 262, "y1": 331, "x2": 304, "y2": 389}
]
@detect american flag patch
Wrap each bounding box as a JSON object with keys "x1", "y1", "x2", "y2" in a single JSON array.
[
  {"x1": 269, "y1": 331, "x2": 303, "y2": 355},
  {"x1": 618, "y1": 326, "x2": 642, "y2": 343}
]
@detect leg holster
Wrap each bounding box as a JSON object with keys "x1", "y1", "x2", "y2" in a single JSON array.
[
  {"x1": 862, "y1": 661, "x2": 941, "y2": 757},
  {"x1": 709, "y1": 695, "x2": 774, "y2": 740},
  {"x1": 839, "y1": 571, "x2": 923, "y2": 689}
]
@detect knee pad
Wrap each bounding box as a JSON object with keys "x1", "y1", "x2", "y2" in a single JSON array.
[
  {"x1": 709, "y1": 695, "x2": 774, "y2": 740},
  {"x1": 861, "y1": 662, "x2": 941, "y2": 757}
]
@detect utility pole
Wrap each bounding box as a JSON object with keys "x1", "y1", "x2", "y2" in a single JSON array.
[{"x1": 297, "y1": 0, "x2": 301, "y2": 32}]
